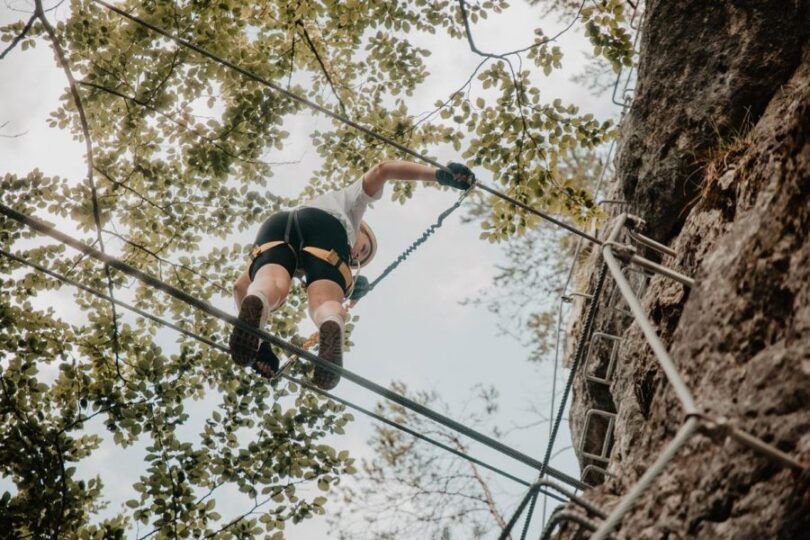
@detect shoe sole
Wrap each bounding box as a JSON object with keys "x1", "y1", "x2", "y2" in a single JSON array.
[
  {"x1": 314, "y1": 320, "x2": 342, "y2": 390},
  {"x1": 229, "y1": 295, "x2": 263, "y2": 367}
]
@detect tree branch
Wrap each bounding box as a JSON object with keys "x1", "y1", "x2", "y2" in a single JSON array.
[
  {"x1": 446, "y1": 433, "x2": 510, "y2": 536},
  {"x1": 0, "y1": 13, "x2": 35, "y2": 59},
  {"x1": 103, "y1": 228, "x2": 230, "y2": 294},
  {"x1": 34, "y1": 0, "x2": 126, "y2": 384},
  {"x1": 458, "y1": 0, "x2": 587, "y2": 209},
  {"x1": 296, "y1": 21, "x2": 348, "y2": 115},
  {"x1": 0, "y1": 120, "x2": 29, "y2": 138},
  {"x1": 458, "y1": 0, "x2": 585, "y2": 59},
  {"x1": 94, "y1": 163, "x2": 170, "y2": 212},
  {"x1": 79, "y1": 80, "x2": 294, "y2": 169}
]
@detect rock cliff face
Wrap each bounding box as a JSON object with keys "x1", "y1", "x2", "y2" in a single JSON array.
[
  {"x1": 617, "y1": 0, "x2": 808, "y2": 242},
  {"x1": 565, "y1": 1, "x2": 810, "y2": 538}
]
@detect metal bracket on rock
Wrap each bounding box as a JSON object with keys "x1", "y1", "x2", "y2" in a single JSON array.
[
  {"x1": 602, "y1": 240, "x2": 638, "y2": 263},
  {"x1": 625, "y1": 214, "x2": 646, "y2": 231},
  {"x1": 692, "y1": 413, "x2": 734, "y2": 444}
]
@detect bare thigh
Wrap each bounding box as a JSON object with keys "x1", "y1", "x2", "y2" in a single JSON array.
[
  {"x1": 307, "y1": 279, "x2": 345, "y2": 319},
  {"x1": 252, "y1": 263, "x2": 292, "y2": 306}
]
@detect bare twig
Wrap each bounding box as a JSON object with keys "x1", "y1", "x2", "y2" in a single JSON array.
[
  {"x1": 550, "y1": 444, "x2": 572, "y2": 461},
  {"x1": 458, "y1": 0, "x2": 585, "y2": 59},
  {"x1": 0, "y1": 13, "x2": 36, "y2": 59},
  {"x1": 199, "y1": 496, "x2": 274, "y2": 539},
  {"x1": 296, "y1": 21, "x2": 348, "y2": 115},
  {"x1": 0, "y1": 120, "x2": 29, "y2": 138},
  {"x1": 34, "y1": 0, "x2": 127, "y2": 383},
  {"x1": 448, "y1": 433, "x2": 511, "y2": 536}
]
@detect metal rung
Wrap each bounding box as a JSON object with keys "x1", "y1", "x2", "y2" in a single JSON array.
[
  {"x1": 607, "y1": 266, "x2": 650, "y2": 315},
  {"x1": 581, "y1": 464, "x2": 616, "y2": 487},
  {"x1": 540, "y1": 508, "x2": 613, "y2": 540},
  {"x1": 627, "y1": 229, "x2": 677, "y2": 258},
  {"x1": 579, "y1": 409, "x2": 616, "y2": 464},
  {"x1": 585, "y1": 332, "x2": 623, "y2": 385}
]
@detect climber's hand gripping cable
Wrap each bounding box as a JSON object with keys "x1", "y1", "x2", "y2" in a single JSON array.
[{"x1": 435, "y1": 162, "x2": 475, "y2": 191}]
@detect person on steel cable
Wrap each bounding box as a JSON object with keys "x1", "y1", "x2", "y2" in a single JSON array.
[{"x1": 230, "y1": 160, "x2": 474, "y2": 389}]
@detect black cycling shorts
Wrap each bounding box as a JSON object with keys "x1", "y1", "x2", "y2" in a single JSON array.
[{"x1": 248, "y1": 207, "x2": 351, "y2": 292}]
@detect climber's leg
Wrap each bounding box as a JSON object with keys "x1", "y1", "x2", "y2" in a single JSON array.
[
  {"x1": 229, "y1": 262, "x2": 291, "y2": 368},
  {"x1": 307, "y1": 278, "x2": 346, "y2": 390}
]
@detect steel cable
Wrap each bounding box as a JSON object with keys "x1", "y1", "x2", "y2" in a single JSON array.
[
  {"x1": 499, "y1": 264, "x2": 608, "y2": 540},
  {"x1": 90, "y1": 0, "x2": 602, "y2": 246},
  {"x1": 0, "y1": 203, "x2": 588, "y2": 490},
  {"x1": 519, "y1": 263, "x2": 608, "y2": 538},
  {"x1": 0, "y1": 245, "x2": 557, "y2": 492}
]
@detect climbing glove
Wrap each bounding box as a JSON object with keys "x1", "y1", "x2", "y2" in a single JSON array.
[
  {"x1": 435, "y1": 162, "x2": 475, "y2": 191},
  {"x1": 253, "y1": 341, "x2": 279, "y2": 379}
]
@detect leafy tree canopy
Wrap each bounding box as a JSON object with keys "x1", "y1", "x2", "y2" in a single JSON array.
[{"x1": 0, "y1": 0, "x2": 632, "y2": 536}]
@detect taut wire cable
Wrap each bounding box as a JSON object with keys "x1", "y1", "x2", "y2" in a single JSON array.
[
  {"x1": 0, "y1": 203, "x2": 588, "y2": 491},
  {"x1": 90, "y1": 0, "x2": 602, "y2": 246},
  {"x1": 0, "y1": 246, "x2": 560, "y2": 493}
]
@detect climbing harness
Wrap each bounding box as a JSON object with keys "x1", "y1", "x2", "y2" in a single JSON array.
[
  {"x1": 253, "y1": 183, "x2": 473, "y2": 377},
  {"x1": 250, "y1": 241, "x2": 353, "y2": 291},
  {"x1": 247, "y1": 209, "x2": 355, "y2": 292}
]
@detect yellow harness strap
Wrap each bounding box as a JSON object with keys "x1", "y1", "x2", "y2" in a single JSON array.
[
  {"x1": 247, "y1": 241, "x2": 352, "y2": 290},
  {"x1": 251, "y1": 240, "x2": 288, "y2": 259},
  {"x1": 302, "y1": 246, "x2": 353, "y2": 290},
  {"x1": 246, "y1": 241, "x2": 290, "y2": 272}
]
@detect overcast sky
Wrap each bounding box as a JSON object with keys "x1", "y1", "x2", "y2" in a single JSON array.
[{"x1": 0, "y1": 1, "x2": 630, "y2": 538}]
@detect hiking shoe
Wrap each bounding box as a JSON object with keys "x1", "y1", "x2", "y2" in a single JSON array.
[
  {"x1": 229, "y1": 295, "x2": 264, "y2": 367},
  {"x1": 313, "y1": 320, "x2": 342, "y2": 390},
  {"x1": 254, "y1": 341, "x2": 280, "y2": 379}
]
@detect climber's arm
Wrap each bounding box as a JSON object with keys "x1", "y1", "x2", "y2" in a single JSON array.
[
  {"x1": 361, "y1": 160, "x2": 438, "y2": 197},
  {"x1": 362, "y1": 160, "x2": 474, "y2": 196}
]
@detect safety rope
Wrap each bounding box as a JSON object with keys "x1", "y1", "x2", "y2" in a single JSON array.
[
  {"x1": 540, "y1": 139, "x2": 617, "y2": 524},
  {"x1": 349, "y1": 185, "x2": 472, "y2": 301},
  {"x1": 520, "y1": 263, "x2": 608, "y2": 538},
  {"x1": 0, "y1": 202, "x2": 588, "y2": 491},
  {"x1": 499, "y1": 263, "x2": 608, "y2": 540}
]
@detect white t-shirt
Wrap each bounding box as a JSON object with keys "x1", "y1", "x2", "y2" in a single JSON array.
[{"x1": 302, "y1": 178, "x2": 382, "y2": 245}]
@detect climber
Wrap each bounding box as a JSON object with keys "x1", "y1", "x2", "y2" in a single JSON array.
[{"x1": 229, "y1": 160, "x2": 475, "y2": 389}]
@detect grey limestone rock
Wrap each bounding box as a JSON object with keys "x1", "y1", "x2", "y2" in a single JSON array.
[{"x1": 561, "y1": 2, "x2": 810, "y2": 538}]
